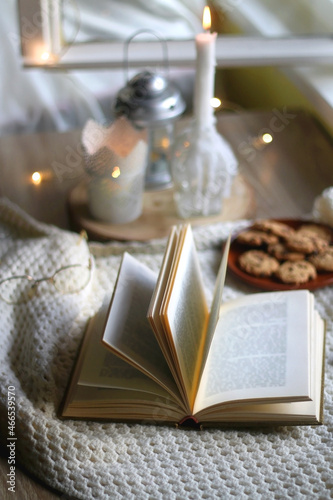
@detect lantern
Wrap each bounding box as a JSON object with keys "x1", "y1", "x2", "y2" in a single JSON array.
[{"x1": 114, "y1": 32, "x2": 186, "y2": 190}]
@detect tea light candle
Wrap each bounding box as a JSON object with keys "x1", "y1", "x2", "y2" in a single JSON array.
[
  {"x1": 194, "y1": 6, "x2": 217, "y2": 129},
  {"x1": 82, "y1": 117, "x2": 148, "y2": 224}
]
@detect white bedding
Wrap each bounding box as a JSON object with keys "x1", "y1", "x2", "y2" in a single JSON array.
[{"x1": 0, "y1": 197, "x2": 332, "y2": 500}]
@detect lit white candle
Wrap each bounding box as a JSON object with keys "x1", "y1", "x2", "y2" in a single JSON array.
[{"x1": 194, "y1": 6, "x2": 217, "y2": 129}]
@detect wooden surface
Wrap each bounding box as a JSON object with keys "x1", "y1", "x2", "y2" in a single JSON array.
[
  {"x1": 1, "y1": 109, "x2": 333, "y2": 239},
  {"x1": 0, "y1": 128, "x2": 84, "y2": 229},
  {"x1": 1, "y1": 108, "x2": 333, "y2": 498},
  {"x1": 0, "y1": 449, "x2": 62, "y2": 500},
  {"x1": 68, "y1": 174, "x2": 255, "y2": 240},
  {"x1": 217, "y1": 109, "x2": 333, "y2": 218}
]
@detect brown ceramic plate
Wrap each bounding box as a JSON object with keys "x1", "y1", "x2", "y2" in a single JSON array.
[{"x1": 227, "y1": 219, "x2": 333, "y2": 291}]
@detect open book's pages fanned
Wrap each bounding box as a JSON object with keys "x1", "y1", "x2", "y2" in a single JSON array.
[{"x1": 61, "y1": 224, "x2": 326, "y2": 427}]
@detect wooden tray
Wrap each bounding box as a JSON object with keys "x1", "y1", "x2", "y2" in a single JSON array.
[{"x1": 68, "y1": 175, "x2": 255, "y2": 241}]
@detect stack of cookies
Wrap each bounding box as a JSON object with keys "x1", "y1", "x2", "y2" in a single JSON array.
[{"x1": 236, "y1": 219, "x2": 333, "y2": 284}]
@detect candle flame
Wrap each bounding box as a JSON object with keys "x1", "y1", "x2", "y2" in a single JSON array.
[
  {"x1": 202, "y1": 6, "x2": 211, "y2": 31},
  {"x1": 112, "y1": 166, "x2": 121, "y2": 178}
]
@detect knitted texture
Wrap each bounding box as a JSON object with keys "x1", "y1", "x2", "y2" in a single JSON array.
[{"x1": 0, "y1": 198, "x2": 332, "y2": 500}]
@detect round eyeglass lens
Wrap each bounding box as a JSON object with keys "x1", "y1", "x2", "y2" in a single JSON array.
[
  {"x1": 53, "y1": 265, "x2": 91, "y2": 294},
  {"x1": 0, "y1": 276, "x2": 34, "y2": 304}
]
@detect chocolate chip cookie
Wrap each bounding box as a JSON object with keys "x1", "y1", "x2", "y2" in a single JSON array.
[
  {"x1": 297, "y1": 223, "x2": 333, "y2": 243},
  {"x1": 236, "y1": 230, "x2": 278, "y2": 247},
  {"x1": 275, "y1": 260, "x2": 317, "y2": 284},
  {"x1": 252, "y1": 219, "x2": 295, "y2": 239},
  {"x1": 267, "y1": 242, "x2": 305, "y2": 262},
  {"x1": 285, "y1": 233, "x2": 328, "y2": 254},
  {"x1": 308, "y1": 247, "x2": 333, "y2": 272},
  {"x1": 238, "y1": 250, "x2": 279, "y2": 277}
]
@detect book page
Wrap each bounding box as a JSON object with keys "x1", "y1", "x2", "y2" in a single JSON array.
[
  {"x1": 102, "y1": 253, "x2": 179, "y2": 397},
  {"x1": 162, "y1": 225, "x2": 209, "y2": 406},
  {"x1": 195, "y1": 310, "x2": 325, "y2": 425},
  {"x1": 199, "y1": 235, "x2": 231, "y2": 381},
  {"x1": 78, "y1": 298, "x2": 183, "y2": 406},
  {"x1": 194, "y1": 290, "x2": 311, "y2": 414},
  {"x1": 65, "y1": 386, "x2": 185, "y2": 422},
  {"x1": 147, "y1": 226, "x2": 179, "y2": 366},
  {"x1": 61, "y1": 294, "x2": 186, "y2": 418}
]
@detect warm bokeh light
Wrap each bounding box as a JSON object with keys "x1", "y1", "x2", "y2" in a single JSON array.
[
  {"x1": 31, "y1": 171, "x2": 42, "y2": 185},
  {"x1": 202, "y1": 6, "x2": 211, "y2": 31},
  {"x1": 211, "y1": 97, "x2": 221, "y2": 109},
  {"x1": 161, "y1": 137, "x2": 170, "y2": 149},
  {"x1": 262, "y1": 133, "x2": 273, "y2": 144},
  {"x1": 112, "y1": 166, "x2": 121, "y2": 178},
  {"x1": 41, "y1": 51, "x2": 50, "y2": 61}
]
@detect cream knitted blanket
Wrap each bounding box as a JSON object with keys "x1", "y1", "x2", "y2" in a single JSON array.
[{"x1": 0, "y1": 198, "x2": 332, "y2": 499}]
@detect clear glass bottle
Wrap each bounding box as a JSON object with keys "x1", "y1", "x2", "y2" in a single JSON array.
[{"x1": 172, "y1": 121, "x2": 238, "y2": 218}]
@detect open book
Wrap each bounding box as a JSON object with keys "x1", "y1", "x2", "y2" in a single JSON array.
[{"x1": 61, "y1": 224, "x2": 326, "y2": 427}]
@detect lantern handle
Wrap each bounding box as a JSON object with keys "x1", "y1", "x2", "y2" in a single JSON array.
[{"x1": 123, "y1": 29, "x2": 169, "y2": 83}]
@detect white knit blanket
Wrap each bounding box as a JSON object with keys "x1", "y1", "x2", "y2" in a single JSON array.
[{"x1": 0, "y1": 198, "x2": 332, "y2": 500}]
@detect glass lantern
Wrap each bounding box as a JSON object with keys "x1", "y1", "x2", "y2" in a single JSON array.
[
  {"x1": 114, "y1": 31, "x2": 186, "y2": 190},
  {"x1": 114, "y1": 69, "x2": 186, "y2": 190}
]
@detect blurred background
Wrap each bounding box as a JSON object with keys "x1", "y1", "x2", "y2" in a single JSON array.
[{"x1": 1, "y1": 0, "x2": 333, "y2": 136}]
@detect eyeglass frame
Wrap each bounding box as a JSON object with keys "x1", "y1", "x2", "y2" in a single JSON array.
[{"x1": 0, "y1": 231, "x2": 93, "y2": 304}]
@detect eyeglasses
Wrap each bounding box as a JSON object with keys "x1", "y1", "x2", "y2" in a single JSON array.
[{"x1": 0, "y1": 231, "x2": 92, "y2": 304}]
